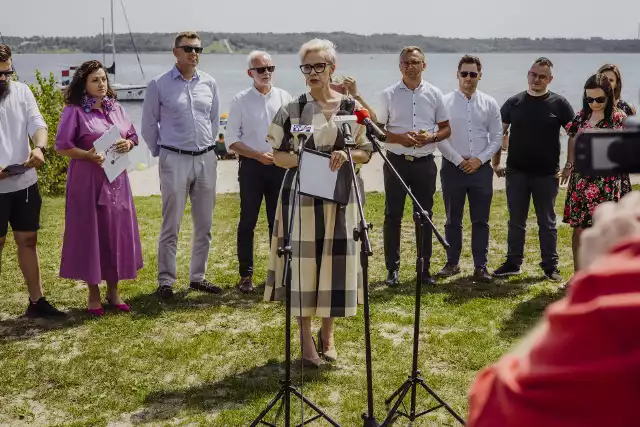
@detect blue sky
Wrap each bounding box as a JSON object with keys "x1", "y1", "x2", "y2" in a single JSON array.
[{"x1": 4, "y1": 0, "x2": 640, "y2": 39}]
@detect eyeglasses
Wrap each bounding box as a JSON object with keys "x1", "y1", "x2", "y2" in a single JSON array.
[
  {"x1": 0, "y1": 69, "x2": 14, "y2": 77},
  {"x1": 586, "y1": 96, "x2": 607, "y2": 104},
  {"x1": 299, "y1": 63, "x2": 330, "y2": 74},
  {"x1": 459, "y1": 71, "x2": 479, "y2": 78},
  {"x1": 400, "y1": 60, "x2": 424, "y2": 68},
  {"x1": 178, "y1": 45, "x2": 203, "y2": 54},
  {"x1": 250, "y1": 66, "x2": 275, "y2": 74},
  {"x1": 528, "y1": 71, "x2": 550, "y2": 81}
]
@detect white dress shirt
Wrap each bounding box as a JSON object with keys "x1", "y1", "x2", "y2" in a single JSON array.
[
  {"x1": 225, "y1": 85, "x2": 293, "y2": 153},
  {"x1": 0, "y1": 81, "x2": 47, "y2": 194},
  {"x1": 438, "y1": 89, "x2": 503, "y2": 166},
  {"x1": 378, "y1": 79, "x2": 449, "y2": 157}
]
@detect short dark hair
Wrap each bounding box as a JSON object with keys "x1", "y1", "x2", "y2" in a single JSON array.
[
  {"x1": 0, "y1": 44, "x2": 12, "y2": 62},
  {"x1": 174, "y1": 31, "x2": 201, "y2": 48},
  {"x1": 64, "y1": 60, "x2": 117, "y2": 105},
  {"x1": 598, "y1": 63, "x2": 623, "y2": 101},
  {"x1": 458, "y1": 54, "x2": 482, "y2": 71},
  {"x1": 532, "y1": 57, "x2": 554, "y2": 68}
]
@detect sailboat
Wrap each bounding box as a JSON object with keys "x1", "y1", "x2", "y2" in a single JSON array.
[{"x1": 60, "y1": 0, "x2": 146, "y2": 101}]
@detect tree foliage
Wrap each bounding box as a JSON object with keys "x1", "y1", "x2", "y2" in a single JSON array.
[
  {"x1": 4, "y1": 32, "x2": 640, "y2": 54},
  {"x1": 28, "y1": 71, "x2": 68, "y2": 196}
]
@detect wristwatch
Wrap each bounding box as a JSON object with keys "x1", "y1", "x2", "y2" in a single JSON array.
[
  {"x1": 564, "y1": 162, "x2": 574, "y2": 169},
  {"x1": 432, "y1": 134, "x2": 438, "y2": 143},
  {"x1": 36, "y1": 146, "x2": 47, "y2": 155}
]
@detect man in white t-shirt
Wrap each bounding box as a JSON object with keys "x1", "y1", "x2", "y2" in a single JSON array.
[
  {"x1": 0, "y1": 44, "x2": 64, "y2": 318},
  {"x1": 226, "y1": 50, "x2": 293, "y2": 293},
  {"x1": 377, "y1": 46, "x2": 451, "y2": 287}
]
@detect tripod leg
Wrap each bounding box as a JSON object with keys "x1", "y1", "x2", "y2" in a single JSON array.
[
  {"x1": 290, "y1": 388, "x2": 342, "y2": 427},
  {"x1": 384, "y1": 380, "x2": 407, "y2": 406},
  {"x1": 382, "y1": 381, "x2": 411, "y2": 426},
  {"x1": 250, "y1": 388, "x2": 286, "y2": 427},
  {"x1": 417, "y1": 379, "x2": 466, "y2": 425}
]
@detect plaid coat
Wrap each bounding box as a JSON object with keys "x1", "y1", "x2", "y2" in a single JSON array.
[{"x1": 263, "y1": 93, "x2": 372, "y2": 317}]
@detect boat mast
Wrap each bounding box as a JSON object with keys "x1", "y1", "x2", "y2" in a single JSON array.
[{"x1": 111, "y1": 0, "x2": 116, "y2": 84}]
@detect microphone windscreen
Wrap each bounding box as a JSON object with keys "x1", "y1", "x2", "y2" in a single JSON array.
[{"x1": 355, "y1": 109, "x2": 371, "y2": 124}]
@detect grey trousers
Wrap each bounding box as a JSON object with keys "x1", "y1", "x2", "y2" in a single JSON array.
[
  {"x1": 440, "y1": 159, "x2": 493, "y2": 268},
  {"x1": 505, "y1": 168, "x2": 559, "y2": 271},
  {"x1": 158, "y1": 148, "x2": 217, "y2": 287}
]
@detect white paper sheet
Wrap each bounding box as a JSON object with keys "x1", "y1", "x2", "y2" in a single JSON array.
[
  {"x1": 299, "y1": 150, "x2": 338, "y2": 201},
  {"x1": 93, "y1": 125, "x2": 131, "y2": 183}
]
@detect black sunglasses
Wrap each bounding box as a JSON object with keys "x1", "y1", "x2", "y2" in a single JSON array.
[
  {"x1": 300, "y1": 63, "x2": 330, "y2": 74},
  {"x1": 250, "y1": 66, "x2": 275, "y2": 74},
  {"x1": 178, "y1": 45, "x2": 203, "y2": 54},
  {"x1": 586, "y1": 96, "x2": 607, "y2": 104},
  {"x1": 459, "y1": 71, "x2": 479, "y2": 78},
  {"x1": 0, "y1": 69, "x2": 15, "y2": 77}
]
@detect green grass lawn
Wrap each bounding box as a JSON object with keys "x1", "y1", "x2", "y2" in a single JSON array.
[{"x1": 0, "y1": 190, "x2": 574, "y2": 426}]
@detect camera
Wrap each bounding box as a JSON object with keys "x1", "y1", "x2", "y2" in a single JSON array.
[{"x1": 575, "y1": 116, "x2": 640, "y2": 175}]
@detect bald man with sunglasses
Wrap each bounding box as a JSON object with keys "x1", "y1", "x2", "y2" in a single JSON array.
[
  {"x1": 142, "y1": 31, "x2": 221, "y2": 299},
  {"x1": 225, "y1": 50, "x2": 292, "y2": 293}
]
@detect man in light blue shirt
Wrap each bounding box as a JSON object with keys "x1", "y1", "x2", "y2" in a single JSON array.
[
  {"x1": 142, "y1": 31, "x2": 221, "y2": 298},
  {"x1": 437, "y1": 55, "x2": 502, "y2": 283}
]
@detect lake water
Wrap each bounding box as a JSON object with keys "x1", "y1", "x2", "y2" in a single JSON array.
[{"x1": 11, "y1": 52, "x2": 640, "y2": 167}]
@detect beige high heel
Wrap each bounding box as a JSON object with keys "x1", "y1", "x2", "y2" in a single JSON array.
[
  {"x1": 317, "y1": 328, "x2": 338, "y2": 363},
  {"x1": 302, "y1": 336, "x2": 324, "y2": 368}
]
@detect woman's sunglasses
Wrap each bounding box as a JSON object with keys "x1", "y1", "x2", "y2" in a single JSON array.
[
  {"x1": 250, "y1": 66, "x2": 275, "y2": 74},
  {"x1": 460, "y1": 71, "x2": 479, "y2": 78},
  {"x1": 586, "y1": 96, "x2": 607, "y2": 104},
  {"x1": 300, "y1": 63, "x2": 330, "y2": 74},
  {"x1": 178, "y1": 46, "x2": 203, "y2": 54}
]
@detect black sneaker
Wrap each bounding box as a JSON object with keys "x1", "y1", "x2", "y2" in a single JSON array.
[
  {"x1": 492, "y1": 263, "x2": 522, "y2": 277},
  {"x1": 421, "y1": 272, "x2": 436, "y2": 286},
  {"x1": 385, "y1": 270, "x2": 400, "y2": 288},
  {"x1": 157, "y1": 285, "x2": 174, "y2": 299},
  {"x1": 190, "y1": 279, "x2": 222, "y2": 294},
  {"x1": 544, "y1": 268, "x2": 563, "y2": 282},
  {"x1": 25, "y1": 297, "x2": 66, "y2": 318}
]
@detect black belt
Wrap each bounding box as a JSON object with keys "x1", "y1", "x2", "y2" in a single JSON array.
[
  {"x1": 388, "y1": 152, "x2": 434, "y2": 162},
  {"x1": 160, "y1": 145, "x2": 215, "y2": 156}
]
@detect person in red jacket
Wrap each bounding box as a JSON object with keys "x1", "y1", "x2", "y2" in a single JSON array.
[{"x1": 467, "y1": 191, "x2": 640, "y2": 427}]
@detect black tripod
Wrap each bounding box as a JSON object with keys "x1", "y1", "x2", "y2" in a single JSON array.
[
  {"x1": 362, "y1": 127, "x2": 466, "y2": 426},
  {"x1": 250, "y1": 135, "x2": 340, "y2": 427},
  {"x1": 343, "y1": 139, "x2": 379, "y2": 427}
]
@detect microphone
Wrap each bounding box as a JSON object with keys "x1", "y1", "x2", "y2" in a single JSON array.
[
  {"x1": 333, "y1": 111, "x2": 357, "y2": 145},
  {"x1": 290, "y1": 124, "x2": 314, "y2": 150},
  {"x1": 355, "y1": 108, "x2": 386, "y2": 142}
]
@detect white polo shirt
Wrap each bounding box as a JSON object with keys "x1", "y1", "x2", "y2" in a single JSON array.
[
  {"x1": 0, "y1": 81, "x2": 47, "y2": 194},
  {"x1": 225, "y1": 85, "x2": 293, "y2": 154},
  {"x1": 438, "y1": 89, "x2": 503, "y2": 166},
  {"x1": 378, "y1": 79, "x2": 449, "y2": 157}
]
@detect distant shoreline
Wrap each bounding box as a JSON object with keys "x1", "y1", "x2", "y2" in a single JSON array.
[{"x1": 4, "y1": 32, "x2": 640, "y2": 54}]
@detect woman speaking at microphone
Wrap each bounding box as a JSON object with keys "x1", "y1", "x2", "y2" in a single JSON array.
[{"x1": 264, "y1": 39, "x2": 372, "y2": 367}]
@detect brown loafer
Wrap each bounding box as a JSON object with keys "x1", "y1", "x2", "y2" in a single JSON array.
[
  {"x1": 238, "y1": 276, "x2": 255, "y2": 294},
  {"x1": 473, "y1": 267, "x2": 493, "y2": 283},
  {"x1": 436, "y1": 263, "x2": 461, "y2": 278}
]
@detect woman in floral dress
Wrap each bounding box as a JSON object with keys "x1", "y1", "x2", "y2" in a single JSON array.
[
  {"x1": 598, "y1": 64, "x2": 636, "y2": 196},
  {"x1": 561, "y1": 73, "x2": 626, "y2": 271}
]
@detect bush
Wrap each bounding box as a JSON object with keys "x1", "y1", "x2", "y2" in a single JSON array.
[{"x1": 28, "y1": 71, "x2": 68, "y2": 196}]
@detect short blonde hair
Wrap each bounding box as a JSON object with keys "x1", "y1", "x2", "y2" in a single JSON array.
[{"x1": 299, "y1": 39, "x2": 337, "y2": 64}]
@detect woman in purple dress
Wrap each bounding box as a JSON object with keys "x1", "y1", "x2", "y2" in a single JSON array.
[{"x1": 55, "y1": 60, "x2": 143, "y2": 316}]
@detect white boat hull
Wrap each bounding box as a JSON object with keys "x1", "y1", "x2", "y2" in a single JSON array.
[{"x1": 113, "y1": 84, "x2": 146, "y2": 101}]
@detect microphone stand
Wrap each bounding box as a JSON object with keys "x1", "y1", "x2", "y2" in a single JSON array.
[
  {"x1": 250, "y1": 135, "x2": 340, "y2": 427},
  {"x1": 362, "y1": 125, "x2": 466, "y2": 426},
  {"x1": 343, "y1": 137, "x2": 379, "y2": 427}
]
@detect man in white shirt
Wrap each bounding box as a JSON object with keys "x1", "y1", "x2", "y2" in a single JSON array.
[
  {"x1": 0, "y1": 44, "x2": 64, "y2": 318},
  {"x1": 226, "y1": 50, "x2": 292, "y2": 293},
  {"x1": 377, "y1": 46, "x2": 451, "y2": 287},
  {"x1": 437, "y1": 55, "x2": 502, "y2": 283}
]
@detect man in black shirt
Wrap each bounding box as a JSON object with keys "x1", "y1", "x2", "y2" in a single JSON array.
[{"x1": 492, "y1": 57, "x2": 574, "y2": 281}]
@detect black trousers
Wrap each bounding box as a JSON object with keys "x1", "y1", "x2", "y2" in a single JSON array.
[
  {"x1": 383, "y1": 153, "x2": 437, "y2": 273},
  {"x1": 505, "y1": 168, "x2": 559, "y2": 271},
  {"x1": 237, "y1": 156, "x2": 286, "y2": 277},
  {"x1": 440, "y1": 159, "x2": 493, "y2": 268}
]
